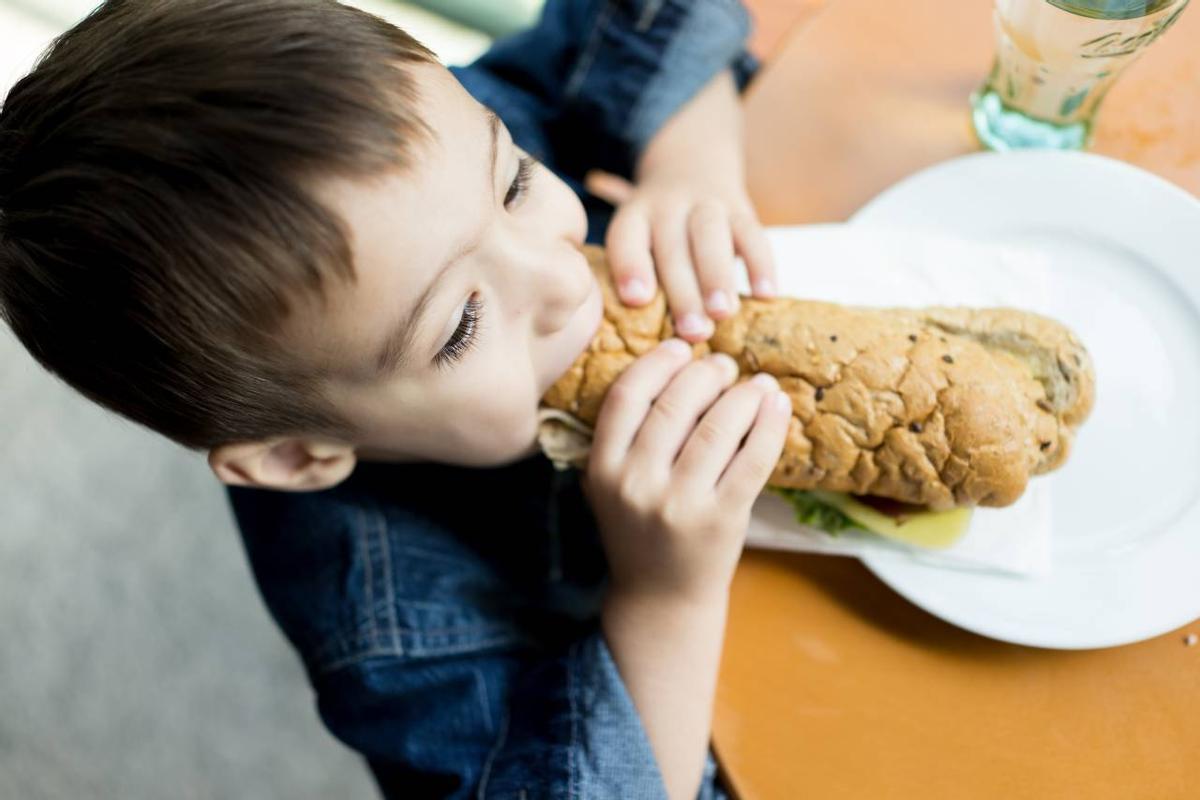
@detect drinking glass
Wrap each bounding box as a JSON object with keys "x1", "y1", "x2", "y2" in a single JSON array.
[{"x1": 971, "y1": 0, "x2": 1190, "y2": 150}]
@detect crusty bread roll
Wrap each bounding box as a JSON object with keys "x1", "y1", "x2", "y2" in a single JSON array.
[{"x1": 539, "y1": 245, "x2": 1094, "y2": 510}]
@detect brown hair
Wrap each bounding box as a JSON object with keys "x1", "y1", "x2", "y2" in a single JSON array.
[{"x1": 0, "y1": 0, "x2": 437, "y2": 450}]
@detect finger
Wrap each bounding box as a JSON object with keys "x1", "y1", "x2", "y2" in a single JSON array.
[
  {"x1": 584, "y1": 169, "x2": 636, "y2": 207},
  {"x1": 731, "y1": 211, "x2": 777, "y2": 299},
  {"x1": 716, "y1": 385, "x2": 792, "y2": 501},
  {"x1": 687, "y1": 200, "x2": 739, "y2": 321},
  {"x1": 589, "y1": 338, "x2": 694, "y2": 474},
  {"x1": 605, "y1": 204, "x2": 657, "y2": 307},
  {"x1": 674, "y1": 372, "x2": 778, "y2": 489},
  {"x1": 652, "y1": 206, "x2": 713, "y2": 343},
  {"x1": 628, "y1": 352, "x2": 739, "y2": 469}
]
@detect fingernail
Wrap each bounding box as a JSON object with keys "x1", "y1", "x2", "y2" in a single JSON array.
[
  {"x1": 754, "y1": 278, "x2": 776, "y2": 297},
  {"x1": 621, "y1": 277, "x2": 651, "y2": 303},
  {"x1": 676, "y1": 313, "x2": 711, "y2": 337},
  {"x1": 772, "y1": 390, "x2": 792, "y2": 412},
  {"x1": 705, "y1": 289, "x2": 731, "y2": 314},
  {"x1": 661, "y1": 338, "x2": 690, "y2": 356},
  {"x1": 752, "y1": 372, "x2": 778, "y2": 389}
]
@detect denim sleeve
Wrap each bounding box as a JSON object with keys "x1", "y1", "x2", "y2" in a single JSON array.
[
  {"x1": 462, "y1": 0, "x2": 758, "y2": 180},
  {"x1": 315, "y1": 630, "x2": 673, "y2": 799},
  {"x1": 226, "y1": 460, "x2": 730, "y2": 800}
]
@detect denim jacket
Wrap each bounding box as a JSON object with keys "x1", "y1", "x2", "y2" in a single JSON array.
[{"x1": 226, "y1": 2, "x2": 759, "y2": 798}]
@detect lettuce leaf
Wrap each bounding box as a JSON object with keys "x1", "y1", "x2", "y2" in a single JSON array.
[{"x1": 767, "y1": 487, "x2": 866, "y2": 536}]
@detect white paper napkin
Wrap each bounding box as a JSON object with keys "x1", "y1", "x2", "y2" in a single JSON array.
[{"x1": 736, "y1": 225, "x2": 1056, "y2": 576}]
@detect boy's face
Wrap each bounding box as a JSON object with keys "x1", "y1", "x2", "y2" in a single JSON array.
[{"x1": 299, "y1": 64, "x2": 599, "y2": 468}]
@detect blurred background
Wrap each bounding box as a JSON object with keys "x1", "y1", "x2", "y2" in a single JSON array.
[{"x1": 0, "y1": 1, "x2": 802, "y2": 798}]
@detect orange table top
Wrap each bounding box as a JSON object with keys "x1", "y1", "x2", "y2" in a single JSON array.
[{"x1": 715, "y1": 1, "x2": 1200, "y2": 798}]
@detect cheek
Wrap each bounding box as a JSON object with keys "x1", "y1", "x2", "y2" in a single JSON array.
[
  {"x1": 438, "y1": 390, "x2": 539, "y2": 465},
  {"x1": 441, "y1": 355, "x2": 540, "y2": 441}
]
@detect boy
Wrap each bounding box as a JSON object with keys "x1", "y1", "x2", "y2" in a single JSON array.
[{"x1": 0, "y1": 1, "x2": 791, "y2": 797}]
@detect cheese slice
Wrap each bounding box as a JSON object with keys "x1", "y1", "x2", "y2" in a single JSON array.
[{"x1": 806, "y1": 490, "x2": 973, "y2": 550}]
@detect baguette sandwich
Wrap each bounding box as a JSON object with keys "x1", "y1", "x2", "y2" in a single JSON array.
[{"x1": 539, "y1": 245, "x2": 1095, "y2": 548}]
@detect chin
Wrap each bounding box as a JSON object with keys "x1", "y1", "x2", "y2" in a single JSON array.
[
  {"x1": 460, "y1": 415, "x2": 543, "y2": 468},
  {"x1": 356, "y1": 419, "x2": 542, "y2": 468},
  {"x1": 503, "y1": 433, "x2": 542, "y2": 464},
  {"x1": 462, "y1": 436, "x2": 541, "y2": 468}
]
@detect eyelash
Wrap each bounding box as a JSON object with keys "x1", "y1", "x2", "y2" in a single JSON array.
[
  {"x1": 435, "y1": 293, "x2": 482, "y2": 370},
  {"x1": 505, "y1": 156, "x2": 535, "y2": 208},
  {"x1": 434, "y1": 156, "x2": 533, "y2": 369}
]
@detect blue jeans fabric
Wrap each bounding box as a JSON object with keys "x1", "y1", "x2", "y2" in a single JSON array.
[{"x1": 227, "y1": 2, "x2": 760, "y2": 797}]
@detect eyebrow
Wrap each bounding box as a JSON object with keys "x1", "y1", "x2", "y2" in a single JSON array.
[{"x1": 374, "y1": 108, "x2": 502, "y2": 375}]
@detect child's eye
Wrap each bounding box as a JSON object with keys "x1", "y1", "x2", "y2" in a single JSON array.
[{"x1": 504, "y1": 156, "x2": 535, "y2": 209}]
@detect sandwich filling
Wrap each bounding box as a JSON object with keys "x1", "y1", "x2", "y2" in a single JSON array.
[{"x1": 769, "y1": 488, "x2": 973, "y2": 549}]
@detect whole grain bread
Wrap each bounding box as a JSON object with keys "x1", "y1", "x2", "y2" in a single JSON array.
[{"x1": 539, "y1": 245, "x2": 1094, "y2": 510}]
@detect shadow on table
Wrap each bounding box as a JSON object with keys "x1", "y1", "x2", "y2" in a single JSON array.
[{"x1": 743, "y1": 550, "x2": 1094, "y2": 665}]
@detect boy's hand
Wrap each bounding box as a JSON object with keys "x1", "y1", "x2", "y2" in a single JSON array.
[
  {"x1": 582, "y1": 338, "x2": 791, "y2": 604},
  {"x1": 585, "y1": 168, "x2": 778, "y2": 344}
]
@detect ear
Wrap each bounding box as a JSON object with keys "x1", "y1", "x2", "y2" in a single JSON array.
[{"x1": 208, "y1": 438, "x2": 358, "y2": 492}]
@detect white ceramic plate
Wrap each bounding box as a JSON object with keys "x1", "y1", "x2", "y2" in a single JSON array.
[{"x1": 840, "y1": 151, "x2": 1200, "y2": 649}]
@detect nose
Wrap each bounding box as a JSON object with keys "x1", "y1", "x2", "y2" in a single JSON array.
[
  {"x1": 508, "y1": 186, "x2": 590, "y2": 335},
  {"x1": 567, "y1": 192, "x2": 587, "y2": 249}
]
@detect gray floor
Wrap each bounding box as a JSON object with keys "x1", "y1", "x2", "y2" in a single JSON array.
[{"x1": 0, "y1": 330, "x2": 378, "y2": 798}]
